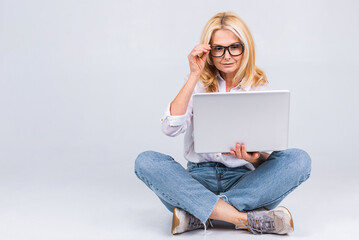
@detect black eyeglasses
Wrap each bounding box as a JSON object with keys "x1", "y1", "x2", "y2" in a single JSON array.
[{"x1": 210, "y1": 43, "x2": 244, "y2": 57}]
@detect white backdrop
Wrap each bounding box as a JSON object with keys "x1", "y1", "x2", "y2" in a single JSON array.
[{"x1": 1, "y1": 0, "x2": 358, "y2": 239}]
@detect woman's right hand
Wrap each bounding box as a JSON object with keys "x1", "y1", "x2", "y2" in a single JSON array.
[
  {"x1": 188, "y1": 44, "x2": 211, "y2": 76},
  {"x1": 170, "y1": 44, "x2": 211, "y2": 116}
]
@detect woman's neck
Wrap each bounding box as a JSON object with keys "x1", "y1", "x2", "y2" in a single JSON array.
[{"x1": 220, "y1": 71, "x2": 236, "y2": 89}]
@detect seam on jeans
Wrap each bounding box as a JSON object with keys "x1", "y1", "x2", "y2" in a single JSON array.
[
  {"x1": 256, "y1": 172, "x2": 311, "y2": 210},
  {"x1": 224, "y1": 170, "x2": 252, "y2": 192},
  {"x1": 215, "y1": 165, "x2": 222, "y2": 194}
]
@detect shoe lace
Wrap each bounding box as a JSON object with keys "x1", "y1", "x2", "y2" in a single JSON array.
[
  {"x1": 188, "y1": 215, "x2": 213, "y2": 232},
  {"x1": 235, "y1": 215, "x2": 275, "y2": 235},
  {"x1": 188, "y1": 215, "x2": 204, "y2": 230}
]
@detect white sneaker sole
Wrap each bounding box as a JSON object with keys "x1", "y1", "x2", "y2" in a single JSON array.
[
  {"x1": 275, "y1": 206, "x2": 294, "y2": 234},
  {"x1": 172, "y1": 208, "x2": 188, "y2": 235}
]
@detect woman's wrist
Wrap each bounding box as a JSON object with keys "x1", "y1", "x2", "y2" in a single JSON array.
[{"x1": 189, "y1": 71, "x2": 201, "y2": 80}]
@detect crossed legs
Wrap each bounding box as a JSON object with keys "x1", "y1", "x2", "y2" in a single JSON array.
[{"x1": 134, "y1": 149, "x2": 311, "y2": 225}]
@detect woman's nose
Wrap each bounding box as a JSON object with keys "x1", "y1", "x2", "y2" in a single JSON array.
[{"x1": 223, "y1": 49, "x2": 231, "y2": 59}]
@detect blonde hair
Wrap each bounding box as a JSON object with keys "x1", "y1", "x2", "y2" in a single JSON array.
[{"x1": 200, "y1": 12, "x2": 268, "y2": 92}]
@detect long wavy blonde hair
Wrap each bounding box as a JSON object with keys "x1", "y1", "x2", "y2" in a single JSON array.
[{"x1": 200, "y1": 12, "x2": 268, "y2": 92}]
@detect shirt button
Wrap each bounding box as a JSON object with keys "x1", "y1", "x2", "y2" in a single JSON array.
[
  {"x1": 216, "y1": 154, "x2": 220, "y2": 157},
  {"x1": 160, "y1": 118, "x2": 164, "y2": 122}
]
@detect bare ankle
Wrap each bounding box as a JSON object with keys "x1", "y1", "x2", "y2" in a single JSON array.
[{"x1": 234, "y1": 213, "x2": 248, "y2": 226}]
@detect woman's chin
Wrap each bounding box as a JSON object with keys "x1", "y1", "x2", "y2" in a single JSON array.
[{"x1": 219, "y1": 68, "x2": 238, "y2": 75}]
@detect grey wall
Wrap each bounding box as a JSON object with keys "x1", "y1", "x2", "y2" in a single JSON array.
[{"x1": 1, "y1": 0, "x2": 359, "y2": 239}]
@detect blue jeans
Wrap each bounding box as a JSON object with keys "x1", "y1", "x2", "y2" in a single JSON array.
[{"x1": 134, "y1": 148, "x2": 311, "y2": 224}]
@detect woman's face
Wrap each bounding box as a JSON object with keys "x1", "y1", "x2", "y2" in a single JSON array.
[{"x1": 210, "y1": 29, "x2": 243, "y2": 76}]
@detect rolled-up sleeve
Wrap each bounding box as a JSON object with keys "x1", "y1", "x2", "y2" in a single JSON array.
[
  {"x1": 160, "y1": 100, "x2": 192, "y2": 137},
  {"x1": 160, "y1": 75, "x2": 195, "y2": 137},
  {"x1": 162, "y1": 102, "x2": 187, "y2": 127}
]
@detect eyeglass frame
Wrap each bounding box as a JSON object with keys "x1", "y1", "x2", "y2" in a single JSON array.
[{"x1": 209, "y1": 43, "x2": 245, "y2": 57}]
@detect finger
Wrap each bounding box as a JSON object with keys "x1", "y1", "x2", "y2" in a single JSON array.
[
  {"x1": 236, "y1": 143, "x2": 242, "y2": 159},
  {"x1": 191, "y1": 49, "x2": 209, "y2": 58},
  {"x1": 227, "y1": 149, "x2": 236, "y2": 156},
  {"x1": 223, "y1": 152, "x2": 234, "y2": 156},
  {"x1": 199, "y1": 51, "x2": 210, "y2": 60},
  {"x1": 223, "y1": 151, "x2": 235, "y2": 157},
  {"x1": 193, "y1": 45, "x2": 210, "y2": 53},
  {"x1": 241, "y1": 144, "x2": 250, "y2": 159},
  {"x1": 242, "y1": 146, "x2": 260, "y2": 160},
  {"x1": 191, "y1": 50, "x2": 207, "y2": 56},
  {"x1": 193, "y1": 46, "x2": 211, "y2": 57},
  {"x1": 194, "y1": 47, "x2": 209, "y2": 53},
  {"x1": 194, "y1": 44, "x2": 211, "y2": 51}
]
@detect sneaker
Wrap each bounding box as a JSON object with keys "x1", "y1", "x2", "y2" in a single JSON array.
[
  {"x1": 171, "y1": 207, "x2": 211, "y2": 235},
  {"x1": 235, "y1": 206, "x2": 294, "y2": 235}
]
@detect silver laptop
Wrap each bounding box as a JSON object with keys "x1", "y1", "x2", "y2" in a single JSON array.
[{"x1": 193, "y1": 90, "x2": 290, "y2": 153}]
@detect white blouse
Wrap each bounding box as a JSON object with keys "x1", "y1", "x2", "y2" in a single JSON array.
[{"x1": 160, "y1": 74, "x2": 270, "y2": 170}]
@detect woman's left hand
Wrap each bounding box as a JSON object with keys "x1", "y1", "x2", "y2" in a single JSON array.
[{"x1": 222, "y1": 143, "x2": 268, "y2": 166}]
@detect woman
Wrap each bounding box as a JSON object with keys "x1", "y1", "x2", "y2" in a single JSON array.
[{"x1": 135, "y1": 11, "x2": 311, "y2": 235}]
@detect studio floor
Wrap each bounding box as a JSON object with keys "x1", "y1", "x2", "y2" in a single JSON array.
[{"x1": 1, "y1": 162, "x2": 358, "y2": 240}]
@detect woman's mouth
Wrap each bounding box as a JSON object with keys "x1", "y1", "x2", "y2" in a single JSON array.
[{"x1": 222, "y1": 63, "x2": 234, "y2": 67}]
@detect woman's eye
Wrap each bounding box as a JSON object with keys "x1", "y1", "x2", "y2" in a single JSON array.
[
  {"x1": 231, "y1": 45, "x2": 239, "y2": 49},
  {"x1": 214, "y1": 47, "x2": 223, "y2": 51}
]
